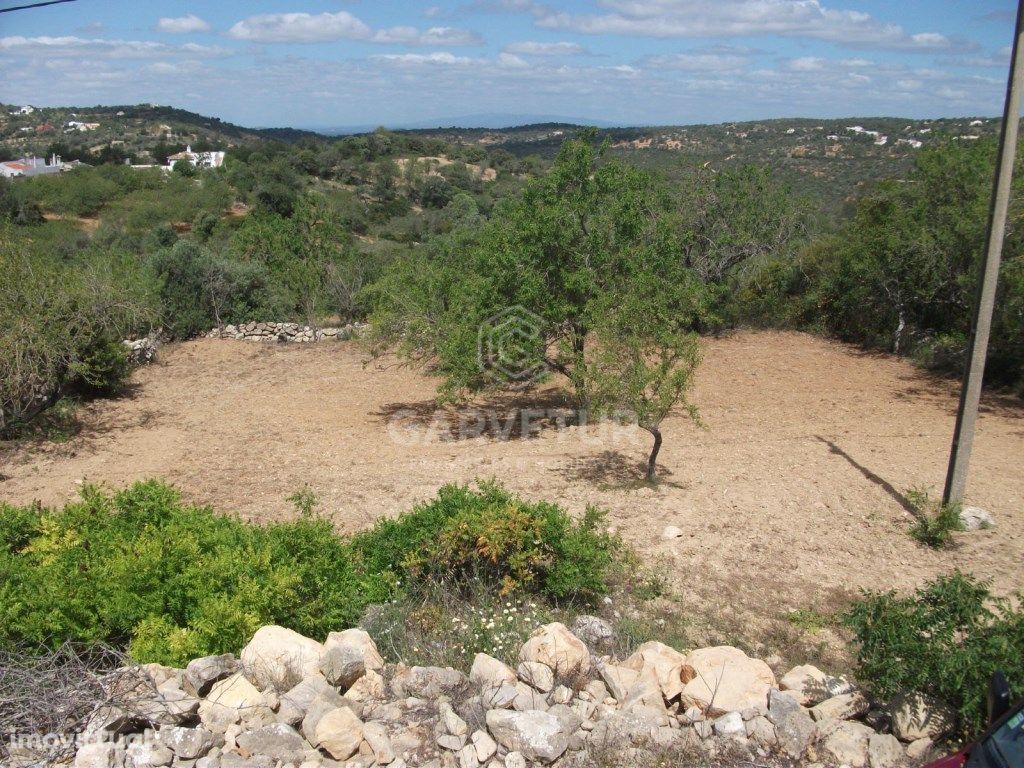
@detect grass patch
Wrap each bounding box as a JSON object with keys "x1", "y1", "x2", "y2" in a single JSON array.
[{"x1": 906, "y1": 486, "x2": 964, "y2": 549}]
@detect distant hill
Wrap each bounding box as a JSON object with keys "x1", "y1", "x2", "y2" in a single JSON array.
[
  {"x1": 311, "y1": 113, "x2": 622, "y2": 134},
  {"x1": 1, "y1": 102, "x2": 1000, "y2": 213},
  {"x1": 0, "y1": 103, "x2": 323, "y2": 163}
]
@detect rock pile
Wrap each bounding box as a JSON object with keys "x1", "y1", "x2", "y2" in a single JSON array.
[
  {"x1": 53, "y1": 622, "x2": 943, "y2": 768},
  {"x1": 123, "y1": 336, "x2": 160, "y2": 365},
  {"x1": 206, "y1": 323, "x2": 365, "y2": 343}
]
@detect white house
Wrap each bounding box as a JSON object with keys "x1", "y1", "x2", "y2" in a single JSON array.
[
  {"x1": 16, "y1": 105, "x2": 35, "y2": 115},
  {"x1": 0, "y1": 155, "x2": 65, "y2": 178},
  {"x1": 166, "y1": 145, "x2": 226, "y2": 170}
]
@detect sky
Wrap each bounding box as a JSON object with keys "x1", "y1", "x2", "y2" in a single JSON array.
[{"x1": 0, "y1": 0, "x2": 1019, "y2": 129}]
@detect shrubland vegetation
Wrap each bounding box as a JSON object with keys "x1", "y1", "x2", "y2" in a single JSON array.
[
  {"x1": 845, "y1": 572, "x2": 1024, "y2": 737},
  {"x1": 0, "y1": 480, "x2": 624, "y2": 668},
  {"x1": 3, "y1": 110, "x2": 1024, "y2": 740}
]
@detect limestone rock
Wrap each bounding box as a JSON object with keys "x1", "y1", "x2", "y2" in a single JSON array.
[
  {"x1": 517, "y1": 661, "x2": 554, "y2": 693},
  {"x1": 597, "y1": 663, "x2": 639, "y2": 702},
  {"x1": 868, "y1": 732, "x2": 905, "y2": 768},
  {"x1": 235, "y1": 723, "x2": 307, "y2": 763},
  {"x1": 315, "y1": 707, "x2": 364, "y2": 761},
  {"x1": 363, "y1": 721, "x2": 395, "y2": 764},
  {"x1": 485, "y1": 709, "x2": 570, "y2": 764},
  {"x1": 890, "y1": 692, "x2": 956, "y2": 742},
  {"x1": 713, "y1": 711, "x2": 745, "y2": 737},
  {"x1": 162, "y1": 727, "x2": 219, "y2": 760},
  {"x1": 745, "y1": 715, "x2": 778, "y2": 748},
  {"x1": 240, "y1": 626, "x2": 323, "y2": 692},
  {"x1": 470, "y1": 654, "x2": 517, "y2": 690},
  {"x1": 74, "y1": 743, "x2": 124, "y2": 768},
  {"x1": 346, "y1": 668, "x2": 386, "y2": 702},
  {"x1": 471, "y1": 730, "x2": 497, "y2": 762},
  {"x1": 768, "y1": 689, "x2": 816, "y2": 759},
  {"x1": 186, "y1": 655, "x2": 239, "y2": 697},
  {"x1": 278, "y1": 675, "x2": 345, "y2": 727},
  {"x1": 199, "y1": 673, "x2": 264, "y2": 730},
  {"x1": 440, "y1": 702, "x2": 469, "y2": 737},
  {"x1": 779, "y1": 664, "x2": 853, "y2": 706},
  {"x1": 814, "y1": 720, "x2": 873, "y2": 768},
  {"x1": 810, "y1": 692, "x2": 870, "y2": 722},
  {"x1": 390, "y1": 665, "x2": 466, "y2": 699},
  {"x1": 125, "y1": 742, "x2": 173, "y2": 768},
  {"x1": 319, "y1": 644, "x2": 366, "y2": 690},
  {"x1": 680, "y1": 646, "x2": 776, "y2": 716},
  {"x1": 906, "y1": 737, "x2": 935, "y2": 760},
  {"x1": 512, "y1": 682, "x2": 549, "y2": 712},
  {"x1": 588, "y1": 707, "x2": 665, "y2": 746},
  {"x1": 622, "y1": 642, "x2": 688, "y2": 701},
  {"x1": 959, "y1": 506, "x2": 994, "y2": 531},
  {"x1": 519, "y1": 623, "x2": 590, "y2": 676},
  {"x1": 570, "y1": 616, "x2": 614, "y2": 651},
  {"x1": 322, "y1": 629, "x2": 384, "y2": 673}
]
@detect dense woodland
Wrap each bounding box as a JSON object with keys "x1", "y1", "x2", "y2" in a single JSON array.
[{"x1": 1, "y1": 109, "x2": 1022, "y2": 439}]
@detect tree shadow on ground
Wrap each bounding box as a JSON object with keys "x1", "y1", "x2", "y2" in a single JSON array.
[{"x1": 554, "y1": 449, "x2": 687, "y2": 490}]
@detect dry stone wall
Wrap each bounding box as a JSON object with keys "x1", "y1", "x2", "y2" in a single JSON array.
[
  {"x1": 206, "y1": 323, "x2": 366, "y2": 343},
  {"x1": 22, "y1": 621, "x2": 952, "y2": 768}
]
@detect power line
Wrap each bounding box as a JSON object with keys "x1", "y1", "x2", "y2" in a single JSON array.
[{"x1": 0, "y1": 0, "x2": 77, "y2": 13}]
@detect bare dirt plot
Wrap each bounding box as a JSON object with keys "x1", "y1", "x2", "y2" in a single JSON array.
[{"x1": 2, "y1": 330, "x2": 1022, "y2": 659}]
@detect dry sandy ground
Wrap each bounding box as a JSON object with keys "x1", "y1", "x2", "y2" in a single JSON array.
[{"x1": 2, "y1": 331, "x2": 1022, "y2": 655}]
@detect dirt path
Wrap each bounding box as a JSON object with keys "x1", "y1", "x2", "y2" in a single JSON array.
[{"x1": 2, "y1": 330, "x2": 1022, "y2": 656}]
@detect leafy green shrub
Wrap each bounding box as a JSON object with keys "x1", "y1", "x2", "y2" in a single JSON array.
[
  {"x1": 0, "y1": 234, "x2": 156, "y2": 434},
  {"x1": 0, "y1": 480, "x2": 627, "y2": 667},
  {"x1": 0, "y1": 481, "x2": 363, "y2": 667},
  {"x1": 349, "y1": 481, "x2": 620, "y2": 603},
  {"x1": 70, "y1": 337, "x2": 131, "y2": 397},
  {"x1": 844, "y1": 572, "x2": 1024, "y2": 737},
  {"x1": 906, "y1": 486, "x2": 964, "y2": 549}
]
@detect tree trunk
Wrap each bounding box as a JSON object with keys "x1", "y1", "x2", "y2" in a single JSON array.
[
  {"x1": 644, "y1": 425, "x2": 663, "y2": 482},
  {"x1": 894, "y1": 309, "x2": 906, "y2": 354}
]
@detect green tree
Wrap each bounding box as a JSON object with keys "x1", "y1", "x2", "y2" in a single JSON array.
[{"x1": 368, "y1": 134, "x2": 714, "y2": 478}]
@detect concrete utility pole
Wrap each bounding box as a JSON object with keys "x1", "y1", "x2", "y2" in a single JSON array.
[{"x1": 943, "y1": 0, "x2": 1024, "y2": 506}]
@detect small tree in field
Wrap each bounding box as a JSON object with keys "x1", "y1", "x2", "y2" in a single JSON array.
[{"x1": 587, "y1": 304, "x2": 702, "y2": 481}]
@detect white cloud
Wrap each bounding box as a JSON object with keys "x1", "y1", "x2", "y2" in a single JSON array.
[
  {"x1": 372, "y1": 51, "x2": 475, "y2": 66},
  {"x1": 502, "y1": 40, "x2": 587, "y2": 55},
  {"x1": 227, "y1": 12, "x2": 482, "y2": 47},
  {"x1": 155, "y1": 15, "x2": 211, "y2": 34},
  {"x1": 645, "y1": 52, "x2": 747, "y2": 71},
  {"x1": 533, "y1": 0, "x2": 972, "y2": 52},
  {"x1": 372, "y1": 26, "x2": 482, "y2": 46},
  {"x1": 227, "y1": 12, "x2": 372, "y2": 43},
  {"x1": 497, "y1": 52, "x2": 530, "y2": 67},
  {"x1": 954, "y1": 47, "x2": 1012, "y2": 68},
  {"x1": 0, "y1": 35, "x2": 229, "y2": 59},
  {"x1": 787, "y1": 56, "x2": 825, "y2": 71}
]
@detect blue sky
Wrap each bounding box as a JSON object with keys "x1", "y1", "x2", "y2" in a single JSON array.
[{"x1": 0, "y1": 0, "x2": 1018, "y2": 128}]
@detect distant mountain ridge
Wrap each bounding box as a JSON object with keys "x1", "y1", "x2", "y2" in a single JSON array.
[{"x1": 309, "y1": 113, "x2": 623, "y2": 134}]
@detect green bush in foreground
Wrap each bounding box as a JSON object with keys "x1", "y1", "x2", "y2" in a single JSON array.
[
  {"x1": 845, "y1": 572, "x2": 1024, "y2": 737},
  {"x1": 348, "y1": 481, "x2": 620, "y2": 602},
  {"x1": 0, "y1": 479, "x2": 622, "y2": 667}
]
